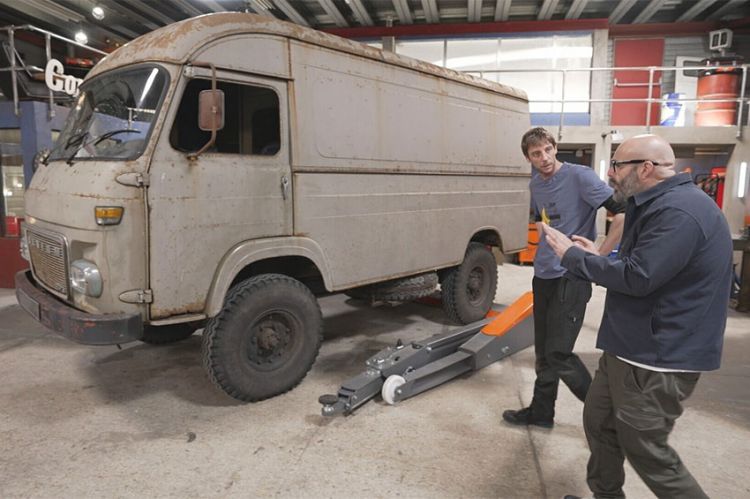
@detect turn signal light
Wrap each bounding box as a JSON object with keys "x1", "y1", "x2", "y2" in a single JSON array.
[{"x1": 95, "y1": 206, "x2": 124, "y2": 225}]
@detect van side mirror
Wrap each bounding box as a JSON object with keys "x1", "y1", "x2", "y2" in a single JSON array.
[
  {"x1": 198, "y1": 89, "x2": 225, "y2": 132},
  {"x1": 187, "y1": 62, "x2": 222, "y2": 161}
]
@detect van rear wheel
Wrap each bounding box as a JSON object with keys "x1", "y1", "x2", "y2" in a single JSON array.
[
  {"x1": 201, "y1": 274, "x2": 323, "y2": 402},
  {"x1": 441, "y1": 242, "x2": 498, "y2": 324}
]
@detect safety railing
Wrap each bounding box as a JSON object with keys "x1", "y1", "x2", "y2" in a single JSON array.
[
  {"x1": 0, "y1": 24, "x2": 107, "y2": 117},
  {"x1": 471, "y1": 64, "x2": 749, "y2": 139}
]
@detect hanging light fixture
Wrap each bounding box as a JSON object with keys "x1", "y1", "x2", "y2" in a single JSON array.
[
  {"x1": 75, "y1": 30, "x2": 88, "y2": 45},
  {"x1": 92, "y1": 6, "x2": 105, "y2": 21}
]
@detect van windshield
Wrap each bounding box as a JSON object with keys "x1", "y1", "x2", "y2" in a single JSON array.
[{"x1": 49, "y1": 65, "x2": 168, "y2": 163}]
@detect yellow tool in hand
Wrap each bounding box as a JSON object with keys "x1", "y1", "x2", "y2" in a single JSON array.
[{"x1": 541, "y1": 207, "x2": 551, "y2": 225}]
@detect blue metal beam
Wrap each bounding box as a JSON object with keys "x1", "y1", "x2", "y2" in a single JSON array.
[{"x1": 0, "y1": 100, "x2": 68, "y2": 187}]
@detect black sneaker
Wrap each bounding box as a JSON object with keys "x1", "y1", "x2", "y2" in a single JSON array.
[{"x1": 502, "y1": 407, "x2": 554, "y2": 428}]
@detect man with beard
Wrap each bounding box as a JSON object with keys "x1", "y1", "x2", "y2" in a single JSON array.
[
  {"x1": 543, "y1": 134, "x2": 732, "y2": 499},
  {"x1": 502, "y1": 127, "x2": 625, "y2": 429}
]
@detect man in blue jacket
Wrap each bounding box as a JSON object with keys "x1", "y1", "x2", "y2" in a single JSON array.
[{"x1": 543, "y1": 134, "x2": 732, "y2": 499}]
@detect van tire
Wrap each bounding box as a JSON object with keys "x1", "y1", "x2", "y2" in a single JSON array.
[
  {"x1": 141, "y1": 323, "x2": 198, "y2": 345},
  {"x1": 345, "y1": 273, "x2": 438, "y2": 302},
  {"x1": 441, "y1": 243, "x2": 497, "y2": 324},
  {"x1": 201, "y1": 274, "x2": 322, "y2": 402}
]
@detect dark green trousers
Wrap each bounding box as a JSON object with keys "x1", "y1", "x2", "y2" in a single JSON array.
[{"x1": 584, "y1": 353, "x2": 707, "y2": 499}]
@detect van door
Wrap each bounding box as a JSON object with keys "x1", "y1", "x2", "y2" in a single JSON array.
[{"x1": 147, "y1": 71, "x2": 291, "y2": 320}]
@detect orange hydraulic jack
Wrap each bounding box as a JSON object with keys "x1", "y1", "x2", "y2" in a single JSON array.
[{"x1": 319, "y1": 292, "x2": 534, "y2": 416}]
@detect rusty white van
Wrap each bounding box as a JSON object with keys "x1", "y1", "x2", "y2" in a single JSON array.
[{"x1": 15, "y1": 13, "x2": 531, "y2": 402}]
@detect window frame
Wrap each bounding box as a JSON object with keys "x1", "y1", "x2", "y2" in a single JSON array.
[
  {"x1": 48, "y1": 63, "x2": 171, "y2": 163},
  {"x1": 169, "y1": 75, "x2": 284, "y2": 158}
]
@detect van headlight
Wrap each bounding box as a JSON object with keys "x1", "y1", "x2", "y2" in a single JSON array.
[
  {"x1": 70, "y1": 259, "x2": 103, "y2": 297},
  {"x1": 19, "y1": 235, "x2": 30, "y2": 261}
]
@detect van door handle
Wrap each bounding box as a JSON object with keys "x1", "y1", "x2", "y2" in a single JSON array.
[{"x1": 281, "y1": 175, "x2": 290, "y2": 200}]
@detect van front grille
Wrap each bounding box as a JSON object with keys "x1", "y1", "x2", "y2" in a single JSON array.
[{"x1": 27, "y1": 229, "x2": 68, "y2": 298}]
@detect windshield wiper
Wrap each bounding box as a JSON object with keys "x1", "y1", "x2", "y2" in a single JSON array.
[
  {"x1": 65, "y1": 129, "x2": 143, "y2": 165},
  {"x1": 65, "y1": 131, "x2": 89, "y2": 165},
  {"x1": 92, "y1": 128, "x2": 141, "y2": 145},
  {"x1": 65, "y1": 131, "x2": 89, "y2": 150}
]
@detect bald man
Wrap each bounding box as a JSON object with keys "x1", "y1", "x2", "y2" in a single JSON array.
[{"x1": 544, "y1": 135, "x2": 732, "y2": 499}]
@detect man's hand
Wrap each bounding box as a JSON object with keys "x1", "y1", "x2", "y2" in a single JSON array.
[
  {"x1": 541, "y1": 223, "x2": 574, "y2": 258},
  {"x1": 571, "y1": 235, "x2": 599, "y2": 255}
]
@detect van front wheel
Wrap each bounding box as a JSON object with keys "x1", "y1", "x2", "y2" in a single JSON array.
[
  {"x1": 441, "y1": 243, "x2": 498, "y2": 324},
  {"x1": 201, "y1": 274, "x2": 323, "y2": 402}
]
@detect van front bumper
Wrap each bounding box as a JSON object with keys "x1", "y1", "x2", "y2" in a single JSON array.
[{"x1": 15, "y1": 270, "x2": 143, "y2": 345}]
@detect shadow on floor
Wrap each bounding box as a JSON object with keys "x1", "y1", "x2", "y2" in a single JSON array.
[{"x1": 78, "y1": 297, "x2": 457, "y2": 408}]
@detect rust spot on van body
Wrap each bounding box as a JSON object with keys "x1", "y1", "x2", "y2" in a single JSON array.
[{"x1": 151, "y1": 300, "x2": 205, "y2": 319}]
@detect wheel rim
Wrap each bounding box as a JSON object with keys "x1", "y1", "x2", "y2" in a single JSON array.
[
  {"x1": 382, "y1": 375, "x2": 406, "y2": 405},
  {"x1": 245, "y1": 310, "x2": 300, "y2": 371},
  {"x1": 466, "y1": 265, "x2": 489, "y2": 306}
]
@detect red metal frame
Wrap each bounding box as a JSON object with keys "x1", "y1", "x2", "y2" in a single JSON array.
[
  {"x1": 324, "y1": 18, "x2": 609, "y2": 39},
  {"x1": 324, "y1": 17, "x2": 750, "y2": 40}
]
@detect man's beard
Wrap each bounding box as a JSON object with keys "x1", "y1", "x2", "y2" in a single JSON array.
[{"x1": 610, "y1": 168, "x2": 640, "y2": 203}]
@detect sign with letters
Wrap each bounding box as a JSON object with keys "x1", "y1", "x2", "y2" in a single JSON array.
[{"x1": 44, "y1": 59, "x2": 82, "y2": 96}]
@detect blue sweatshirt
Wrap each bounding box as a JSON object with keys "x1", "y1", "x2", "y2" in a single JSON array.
[{"x1": 530, "y1": 162, "x2": 613, "y2": 279}]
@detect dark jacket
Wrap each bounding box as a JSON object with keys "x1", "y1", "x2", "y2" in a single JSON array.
[{"x1": 561, "y1": 174, "x2": 732, "y2": 371}]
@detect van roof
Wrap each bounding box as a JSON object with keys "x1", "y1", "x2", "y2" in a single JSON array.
[{"x1": 89, "y1": 12, "x2": 527, "y2": 102}]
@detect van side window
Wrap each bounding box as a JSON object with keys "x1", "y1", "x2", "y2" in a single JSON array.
[{"x1": 170, "y1": 79, "x2": 280, "y2": 155}]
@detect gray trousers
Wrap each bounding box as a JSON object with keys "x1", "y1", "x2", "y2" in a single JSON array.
[{"x1": 584, "y1": 353, "x2": 707, "y2": 499}]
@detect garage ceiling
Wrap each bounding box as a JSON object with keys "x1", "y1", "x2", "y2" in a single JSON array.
[{"x1": 0, "y1": 0, "x2": 749, "y2": 50}]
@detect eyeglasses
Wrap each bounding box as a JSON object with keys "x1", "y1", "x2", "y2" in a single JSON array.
[{"x1": 609, "y1": 159, "x2": 666, "y2": 172}]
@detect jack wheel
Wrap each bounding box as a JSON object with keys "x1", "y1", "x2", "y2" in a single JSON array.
[{"x1": 381, "y1": 375, "x2": 406, "y2": 405}]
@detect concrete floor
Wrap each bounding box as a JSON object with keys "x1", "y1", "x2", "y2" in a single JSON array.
[{"x1": 1, "y1": 264, "x2": 748, "y2": 498}]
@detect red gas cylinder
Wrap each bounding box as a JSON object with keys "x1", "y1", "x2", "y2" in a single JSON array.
[{"x1": 696, "y1": 57, "x2": 743, "y2": 126}]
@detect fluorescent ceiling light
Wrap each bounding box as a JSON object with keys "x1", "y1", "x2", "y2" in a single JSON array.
[
  {"x1": 738, "y1": 161, "x2": 747, "y2": 198},
  {"x1": 498, "y1": 46, "x2": 593, "y2": 63},
  {"x1": 445, "y1": 53, "x2": 498, "y2": 70}
]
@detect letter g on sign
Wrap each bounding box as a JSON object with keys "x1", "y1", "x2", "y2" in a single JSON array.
[{"x1": 44, "y1": 59, "x2": 83, "y2": 96}]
